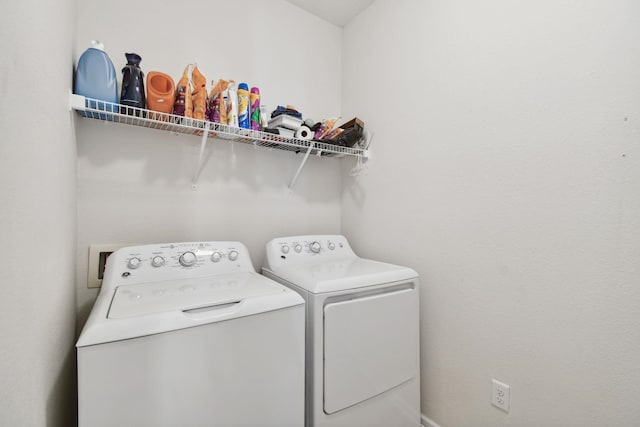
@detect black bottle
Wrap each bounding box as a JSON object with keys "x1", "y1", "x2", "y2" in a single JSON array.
[{"x1": 120, "y1": 53, "x2": 146, "y2": 115}]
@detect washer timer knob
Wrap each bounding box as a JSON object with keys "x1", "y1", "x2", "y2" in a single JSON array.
[
  {"x1": 211, "y1": 251, "x2": 222, "y2": 263},
  {"x1": 151, "y1": 256, "x2": 165, "y2": 267},
  {"x1": 228, "y1": 250, "x2": 239, "y2": 261},
  {"x1": 328, "y1": 242, "x2": 336, "y2": 250},
  {"x1": 179, "y1": 251, "x2": 197, "y2": 267},
  {"x1": 127, "y1": 257, "x2": 142, "y2": 269},
  {"x1": 310, "y1": 241, "x2": 321, "y2": 253}
]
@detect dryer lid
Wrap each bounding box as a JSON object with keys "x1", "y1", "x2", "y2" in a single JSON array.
[
  {"x1": 264, "y1": 257, "x2": 418, "y2": 294},
  {"x1": 323, "y1": 288, "x2": 419, "y2": 413}
]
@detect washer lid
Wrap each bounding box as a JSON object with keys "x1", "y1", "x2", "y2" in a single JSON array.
[
  {"x1": 76, "y1": 272, "x2": 304, "y2": 347},
  {"x1": 265, "y1": 257, "x2": 418, "y2": 293},
  {"x1": 108, "y1": 272, "x2": 283, "y2": 319}
]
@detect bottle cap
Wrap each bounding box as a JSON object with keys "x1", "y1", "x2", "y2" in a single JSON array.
[
  {"x1": 125, "y1": 53, "x2": 142, "y2": 65},
  {"x1": 90, "y1": 40, "x2": 105, "y2": 51},
  {"x1": 238, "y1": 83, "x2": 249, "y2": 91}
]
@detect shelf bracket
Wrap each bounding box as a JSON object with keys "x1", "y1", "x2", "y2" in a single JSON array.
[
  {"x1": 69, "y1": 92, "x2": 86, "y2": 111},
  {"x1": 191, "y1": 126, "x2": 210, "y2": 190},
  {"x1": 288, "y1": 141, "x2": 316, "y2": 190}
]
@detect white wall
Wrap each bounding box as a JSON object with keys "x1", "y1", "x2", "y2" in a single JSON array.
[
  {"x1": 75, "y1": 0, "x2": 345, "y2": 325},
  {"x1": 0, "y1": 0, "x2": 77, "y2": 425},
  {"x1": 342, "y1": 1, "x2": 640, "y2": 426}
]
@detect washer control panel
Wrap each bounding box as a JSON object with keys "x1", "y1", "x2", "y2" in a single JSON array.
[
  {"x1": 265, "y1": 235, "x2": 356, "y2": 270},
  {"x1": 102, "y1": 242, "x2": 253, "y2": 288}
]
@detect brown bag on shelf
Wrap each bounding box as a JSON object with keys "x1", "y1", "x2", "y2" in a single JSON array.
[
  {"x1": 207, "y1": 79, "x2": 230, "y2": 124},
  {"x1": 173, "y1": 65, "x2": 193, "y2": 118},
  {"x1": 191, "y1": 65, "x2": 207, "y2": 121}
]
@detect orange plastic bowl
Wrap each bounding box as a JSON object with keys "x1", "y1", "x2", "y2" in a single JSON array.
[{"x1": 146, "y1": 71, "x2": 175, "y2": 115}]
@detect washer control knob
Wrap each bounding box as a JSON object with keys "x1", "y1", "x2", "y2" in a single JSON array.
[
  {"x1": 127, "y1": 257, "x2": 142, "y2": 269},
  {"x1": 151, "y1": 256, "x2": 165, "y2": 267},
  {"x1": 328, "y1": 242, "x2": 336, "y2": 250},
  {"x1": 281, "y1": 245, "x2": 290, "y2": 254},
  {"x1": 228, "y1": 250, "x2": 239, "y2": 261},
  {"x1": 294, "y1": 244, "x2": 302, "y2": 253},
  {"x1": 179, "y1": 251, "x2": 197, "y2": 267},
  {"x1": 310, "y1": 241, "x2": 321, "y2": 253},
  {"x1": 211, "y1": 251, "x2": 222, "y2": 263}
]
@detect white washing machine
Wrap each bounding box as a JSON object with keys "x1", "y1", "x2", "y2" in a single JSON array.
[
  {"x1": 262, "y1": 235, "x2": 421, "y2": 427},
  {"x1": 77, "y1": 241, "x2": 305, "y2": 427}
]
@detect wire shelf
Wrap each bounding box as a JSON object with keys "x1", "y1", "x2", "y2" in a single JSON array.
[{"x1": 70, "y1": 94, "x2": 368, "y2": 159}]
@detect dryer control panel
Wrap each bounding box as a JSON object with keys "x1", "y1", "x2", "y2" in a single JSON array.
[
  {"x1": 102, "y1": 242, "x2": 253, "y2": 290},
  {"x1": 264, "y1": 235, "x2": 357, "y2": 271}
]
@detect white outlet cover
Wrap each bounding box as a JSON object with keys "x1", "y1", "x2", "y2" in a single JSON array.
[
  {"x1": 87, "y1": 243, "x2": 133, "y2": 288},
  {"x1": 491, "y1": 379, "x2": 510, "y2": 412}
]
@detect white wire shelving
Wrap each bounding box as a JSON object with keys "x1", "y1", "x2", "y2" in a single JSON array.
[{"x1": 69, "y1": 93, "x2": 370, "y2": 189}]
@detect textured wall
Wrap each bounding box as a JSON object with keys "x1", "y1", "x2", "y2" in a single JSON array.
[
  {"x1": 0, "y1": 0, "x2": 77, "y2": 425},
  {"x1": 342, "y1": 1, "x2": 640, "y2": 426}
]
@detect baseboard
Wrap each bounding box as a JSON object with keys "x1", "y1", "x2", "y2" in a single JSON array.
[{"x1": 421, "y1": 413, "x2": 443, "y2": 427}]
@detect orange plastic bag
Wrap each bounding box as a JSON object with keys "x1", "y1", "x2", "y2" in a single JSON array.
[
  {"x1": 191, "y1": 65, "x2": 207, "y2": 121},
  {"x1": 173, "y1": 65, "x2": 193, "y2": 118},
  {"x1": 207, "y1": 79, "x2": 230, "y2": 123}
]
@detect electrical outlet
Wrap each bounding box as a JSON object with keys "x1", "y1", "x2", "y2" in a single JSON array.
[
  {"x1": 87, "y1": 244, "x2": 132, "y2": 288},
  {"x1": 491, "y1": 379, "x2": 510, "y2": 412}
]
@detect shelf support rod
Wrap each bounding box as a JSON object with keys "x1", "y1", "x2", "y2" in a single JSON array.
[
  {"x1": 191, "y1": 125, "x2": 210, "y2": 190},
  {"x1": 289, "y1": 142, "x2": 316, "y2": 190}
]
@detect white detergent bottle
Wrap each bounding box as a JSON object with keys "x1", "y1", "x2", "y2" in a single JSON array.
[{"x1": 226, "y1": 81, "x2": 239, "y2": 128}]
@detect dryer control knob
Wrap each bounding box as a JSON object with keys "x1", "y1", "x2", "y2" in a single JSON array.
[
  {"x1": 328, "y1": 242, "x2": 336, "y2": 250},
  {"x1": 228, "y1": 250, "x2": 239, "y2": 261},
  {"x1": 179, "y1": 251, "x2": 197, "y2": 267},
  {"x1": 310, "y1": 241, "x2": 321, "y2": 253},
  {"x1": 211, "y1": 252, "x2": 222, "y2": 263},
  {"x1": 151, "y1": 256, "x2": 165, "y2": 267},
  {"x1": 127, "y1": 257, "x2": 142, "y2": 269},
  {"x1": 281, "y1": 245, "x2": 290, "y2": 254},
  {"x1": 294, "y1": 244, "x2": 302, "y2": 253}
]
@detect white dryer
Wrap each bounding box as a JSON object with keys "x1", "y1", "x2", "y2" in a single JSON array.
[
  {"x1": 262, "y1": 235, "x2": 420, "y2": 427},
  {"x1": 77, "y1": 241, "x2": 305, "y2": 427}
]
